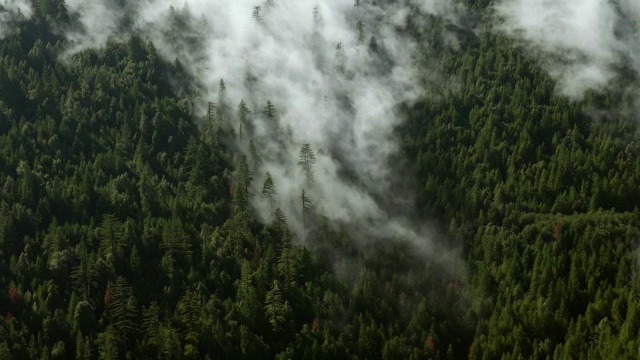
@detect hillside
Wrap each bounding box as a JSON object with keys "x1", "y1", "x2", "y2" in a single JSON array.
[{"x1": 1, "y1": 0, "x2": 639, "y2": 359}]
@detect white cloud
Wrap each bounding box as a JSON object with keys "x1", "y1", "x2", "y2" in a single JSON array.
[
  {"x1": 61, "y1": 0, "x2": 462, "y2": 262},
  {"x1": 495, "y1": 0, "x2": 640, "y2": 99}
]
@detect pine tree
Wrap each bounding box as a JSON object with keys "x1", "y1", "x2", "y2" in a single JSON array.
[
  {"x1": 356, "y1": 21, "x2": 365, "y2": 43},
  {"x1": 272, "y1": 208, "x2": 289, "y2": 236},
  {"x1": 252, "y1": 6, "x2": 263, "y2": 23},
  {"x1": 249, "y1": 140, "x2": 259, "y2": 168},
  {"x1": 98, "y1": 214, "x2": 124, "y2": 264},
  {"x1": 97, "y1": 326, "x2": 120, "y2": 360},
  {"x1": 238, "y1": 99, "x2": 252, "y2": 140},
  {"x1": 207, "y1": 101, "x2": 217, "y2": 125},
  {"x1": 233, "y1": 155, "x2": 254, "y2": 218},
  {"x1": 263, "y1": 100, "x2": 277, "y2": 120},
  {"x1": 218, "y1": 79, "x2": 226, "y2": 96},
  {"x1": 142, "y1": 302, "x2": 160, "y2": 351},
  {"x1": 264, "y1": 280, "x2": 289, "y2": 332},
  {"x1": 70, "y1": 258, "x2": 96, "y2": 303},
  {"x1": 301, "y1": 189, "x2": 312, "y2": 227},
  {"x1": 335, "y1": 42, "x2": 347, "y2": 72},
  {"x1": 261, "y1": 172, "x2": 277, "y2": 209},
  {"x1": 297, "y1": 144, "x2": 317, "y2": 184},
  {"x1": 161, "y1": 218, "x2": 191, "y2": 267},
  {"x1": 75, "y1": 332, "x2": 85, "y2": 360},
  {"x1": 237, "y1": 260, "x2": 261, "y2": 325},
  {"x1": 277, "y1": 248, "x2": 300, "y2": 289},
  {"x1": 111, "y1": 276, "x2": 137, "y2": 346},
  {"x1": 217, "y1": 79, "x2": 228, "y2": 128},
  {"x1": 178, "y1": 290, "x2": 200, "y2": 357},
  {"x1": 203, "y1": 102, "x2": 219, "y2": 145},
  {"x1": 238, "y1": 155, "x2": 253, "y2": 193}
]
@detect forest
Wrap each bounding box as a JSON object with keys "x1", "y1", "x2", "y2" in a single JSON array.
[{"x1": 0, "y1": 0, "x2": 640, "y2": 359}]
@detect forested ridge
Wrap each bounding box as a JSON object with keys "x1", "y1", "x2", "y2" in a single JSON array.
[{"x1": 1, "y1": 0, "x2": 640, "y2": 359}]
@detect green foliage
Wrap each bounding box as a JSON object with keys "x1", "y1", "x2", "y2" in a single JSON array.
[
  {"x1": 261, "y1": 171, "x2": 277, "y2": 209},
  {"x1": 300, "y1": 189, "x2": 312, "y2": 228},
  {"x1": 264, "y1": 280, "x2": 289, "y2": 332},
  {"x1": 1, "y1": 2, "x2": 639, "y2": 359}
]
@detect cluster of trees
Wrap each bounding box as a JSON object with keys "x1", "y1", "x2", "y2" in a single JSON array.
[
  {"x1": 1, "y1": 0, "x2": 639, "y2": 359},
  {"x1": 402, "y1": 6, "x2": 640, "y2": 358},
  {"x1": 0, "y1": 2, "x2": 467, "y2": 359}
]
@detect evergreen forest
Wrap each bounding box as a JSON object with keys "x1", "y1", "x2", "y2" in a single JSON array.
[{"x1": 0, "y1": 0, "x2": 639, "y2": 359}]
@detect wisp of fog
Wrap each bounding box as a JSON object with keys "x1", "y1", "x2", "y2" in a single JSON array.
[
  {"x1": 0, "y1": 0, "x2": 32, "y2": 39},
  {"x1": 59, "y1": 0, "x2": 463, "y2": 264},
  {"x1": 495, "y1": 0, "x2": 640, "y2": 101}
]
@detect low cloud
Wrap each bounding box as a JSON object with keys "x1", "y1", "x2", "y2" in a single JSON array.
[
  {"x1": 56, "y1": 0, "x2": 464, "y2": 267},
  {"x1": 495, "y1": 0, "x2": 640, "y2": 100},
  {"x1": 0, "y1": 0, "x2": 32, "y2": 39}
]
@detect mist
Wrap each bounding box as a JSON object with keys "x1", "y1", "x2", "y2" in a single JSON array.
[
  {"x1": 0, "y1": 0, "x2": 32, "y2": 39},
  {"x1": 494, "y1": 0, "x2": 640, "y2": 101},
  {"x1": 56, "y1": 0, "x2": 467, "y2": 272}
]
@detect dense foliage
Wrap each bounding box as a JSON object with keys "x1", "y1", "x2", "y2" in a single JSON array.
[
  {"x1": 404, "y1": 17, "x2": 640, "y2": 360},
  {"x1": 0, "y1": 0, "x2": 639, "y2": 359}
]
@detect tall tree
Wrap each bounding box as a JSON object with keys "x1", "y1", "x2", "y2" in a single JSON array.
[
  {"x1": 238, "y1": 99, "x2": 252, "y2": 140},
  {"x1": 217, "y1": 79, "x2": 228, "y2": 128},
  {"x1": 249, "y1": 140, "x2": 259, "y2": 169},
  {"x1": 233, "y1": 155, "x2": 254, "y2": 218},
  {"x1": 252, "y1": 6, "x2": 263, "y2": 23},
  {"x1": 70, "y1": 255, "x2": 96, "y2": 303},
  {"x1": 356, "y1": 21, "x2": 365, "y2": 43},
  {"x1": 261, "y1": 171, "x2": 277, "y2": 209},
  {"x1": 297, "y1": 144, "x2": 317, "y2": 184},
  {"x1": 110, "y1": 276, "x2": 137, "y2": 355},
  {"x1": 272, "y1": 207, "x2": 289, "y2": 238},
  {"x1": 264, "y1": 280, "x2": 289, "y2": 332},
  {"x1": 263, "y1": 100, "x2": 277, "y2": 120},
  {"x1": 335, "y1": 42, "x2": 347, "y2": 72},
  {"x1": 277, "y1": 247, "x2": 300, "y2": 289},
  {"x1": 178, "y1": 290, "x2": 200, "y2": 358},
  {"x1": 98, "y1": 214, "x2": 124, "y2": 265},
  {"x1": 141, "y1": 302, "x2": 160, "y2": 353},
  {"x1": 300, "y1": 189, "x2": 312, "y2": 227}
]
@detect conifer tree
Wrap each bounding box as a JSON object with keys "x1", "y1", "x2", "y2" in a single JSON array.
[
  {"x1": 98, "y1": 214, "x2": 124, "y2": 264},
  {"x1": 108, "y1": 277, "x2": 137, "y2": 354},
  {"x1": 252, "y1": 6, "x2": 263, "y2": 23},
  {"x1": 301, "y1": 189, "x2": 312, "y2": 227},
  {"x1": 263, "y1": 100, "x2": 277, "y2": 120},
  {"x1": 264, "y1": 280, "x2": 289, "y2": 332},
  {"x1": 356, "y1": 21, "x2": 365, "y2": 43},
  {"x1": 277, "y1": 248, "x2": 300, "y2": 289},
  {"x1": 272, "y1": 207, "x2": 289, "y2": 236},
  {"x1": 297, "y1": 144, "x2": 317, "y2": 184},
  {"x1": 249, "y1": 140, "x2": 259, "y2": 168},
  {"x1": 178, "y1": 290, "x2": 200, "y2": 357},
  {"x1": 238, "y1": 99, "x2": 252, "y2": 140},
  {"x1": 217, "y1": 79, "x2": 228, "y2": 128},
  {"x1": 142, "y1": 302, "x2": 160, "y2": 351},
  {"x1": 70, "y1": 258, "x2": 96, "y2": 303},
  {"x1": 261, "y1": 171, "x2": 277, "y2": 209},
  {"x1": 233, "y1": 155, "x2": 253, "y2": 217},
  {"x1": 335, "y1": 42, "x2": 347, "y2": 72}
]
